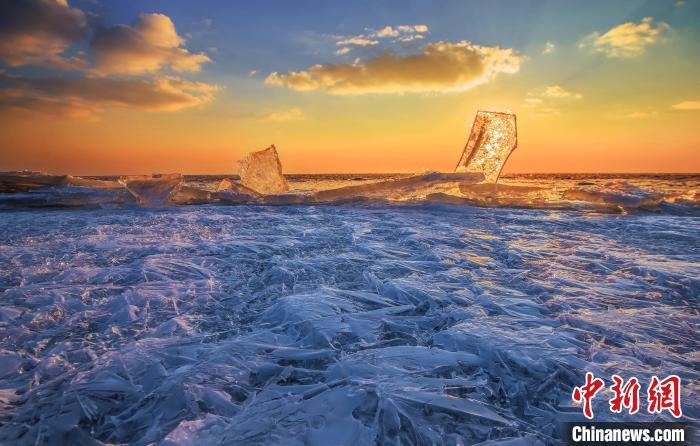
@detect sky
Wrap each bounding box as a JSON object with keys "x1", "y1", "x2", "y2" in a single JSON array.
[{"x1": 0, "y1": 0, "x2": 699, "y2": 174}]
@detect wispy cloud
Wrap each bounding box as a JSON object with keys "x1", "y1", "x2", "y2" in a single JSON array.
[
  {"x1": 0, "y1": 75, "x2": 217, "y2": 120},
  {"x1": 671, "y1": 100, "x2": 700, "y2": 110},
  {"x1": 266, "y1": 41, "x2": 521, "y2": 94},
  {"x1": 265, "y1": 107, "x2": 305, "y2": 121},
  {"x1": 336, "y1": 37, "x2": 379, "y2": 47},
  {"x1": 373, "y1": 25, "x2": 428, "y2": 38},
  {"x1": 333, "y1": 24, "x2": 429, "y2": 54},
  {"x1": 540, "y1": 85, "x2": 582, "y2": 99},
  {"x1": 579, "y1": 17, "x2": 670, "y2": 58},
  {"x1": 626, "y1": 110, "x2": 658, "y2": 118},
  {"x1": 542, "y1": 41, "x2": 556, "y2": 54},
  {"x1": 525, "y1": 84, "x2": 582, "y2": 116}
]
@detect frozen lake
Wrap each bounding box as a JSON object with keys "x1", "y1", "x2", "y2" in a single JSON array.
[{"x1": 0, "y1": 204, "x2": 698, "y2": 444}]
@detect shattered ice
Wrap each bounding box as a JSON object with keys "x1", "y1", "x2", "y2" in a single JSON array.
[{"x1": 0, "y1": 204, "x2": 697, "y2": 445}]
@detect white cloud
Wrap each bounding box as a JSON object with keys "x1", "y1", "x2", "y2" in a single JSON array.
[
  {"x1": 336, "y1": 37, "x2": 379, "y2": 47},
  {"x1": 375, "y1": 26, "x2": 399, "y2": 38},
  {"x1": 335, "y1": 47, "x2": 352, "y2": 56},
  {"x1": 542, "y1": 41, "x2": 556, "y2": 54},
  {"x1": 579, "y1": 17, "x2": 670, "y2": 58},
  {"x1": 334, "y1": 24, "x2": 429, "y2": 52},
  {"x1": 398, "y1": 34, "x2": 425, "y2": 43}
]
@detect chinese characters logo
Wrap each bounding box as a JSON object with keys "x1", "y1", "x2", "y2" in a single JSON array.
[{"x1": 572, "y1": 373, "x2": 682, "y2": 419}]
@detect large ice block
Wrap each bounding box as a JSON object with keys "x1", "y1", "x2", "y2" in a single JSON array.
[
  {"x1": 455, "y1": 111, "x2": 517, "y2": 183},
  {"x1": 237, "y1": 145, "x2": 289, "y2": 195},
  {"x1": 119, "y1": 173, "x2": 182, "y2": 207}
]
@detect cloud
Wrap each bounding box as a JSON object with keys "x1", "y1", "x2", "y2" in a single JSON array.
[
  {"x1": 523, "y1": 97, "x2": 543, "y2": 106},
  {"x1": 540, "y1": 85, "x2": 582, "y2": 99},
  {"x1": 375, "y1": 26, "x2": 400, "y2": 38},
  {"x1": 265, "y1": 107, "x2": 305, "y2": 121},
  {"x1": 524, "y1": 85, "x2": 582, "y2": 116},
  {"x1": 398, "y1": 34, "x2": 425, "y2": 43},
  {"x1": 0, "y1": 4, "x2": 218, "y2": 119},
  {"x1": 542, "y1": 41, "x2": 556, "y2": 54},
  {"x1": 579, "y1": 17, "x2": 670, "y2": 58},
  {"x1": 372, "y1": 25, "x2": 429, "y2": 38},
  {"x1": 671, "y1": 100, "x2": 700, "y2": 110},
  {"x1": 397, "y1": 25, "x2": 428, "y2": 34},
  {"x1": 0, "y1": 0, "x2": 88, "y2": 68},
  {"x1": 0, "y1": 75, "x2": 217, "y2": 120},
  {"x1": 90, "y1": 13, "x2": 211, "y2": 75},
  {"x1": 626, "y1": 111, "x2": 657, "y2": 118},
  {"x1": 336, "y1": 37, "x2": 379, "y2": 47},
  {"x1": 266, "y1": 40, "x2": 521, "y2": 94},
  {"x1": 333, "y1": 24, "x2": 429, "y2": 52}
]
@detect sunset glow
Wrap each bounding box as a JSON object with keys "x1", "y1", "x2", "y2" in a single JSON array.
[{"x1": 1, "y1": 0, "x2": 699, "y2": 174}]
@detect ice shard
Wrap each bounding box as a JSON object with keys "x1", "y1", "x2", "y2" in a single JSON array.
[
  {"x1": 0, "y1": 172, "x2": 69, "y2": 193},
  {"x1": 213, "y1": 178, "x2": 262, "y2": 203},
  {"x1": 455, "y1": 111, "x2": 517, "y2": 183},
  {"x1": 237, "y1": 145, "x2": 289, "y2": 195},
  {"x1": 310, "y1": 172, "x2": 484, "y2": 202},
  {"x1": 119, "y1": 173, "x2": 182, "y2": 207}
]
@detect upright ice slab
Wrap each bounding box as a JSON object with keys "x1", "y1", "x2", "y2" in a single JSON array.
[
  {"x1": 455, "y1": 111, "x2": 517, "y2": 183},
  {"x1": 237, "y1": 145, "x2": 289, "y2": 195},
  {"x1": 119, "y1": 174, "x2": 182, "y2": 207}
]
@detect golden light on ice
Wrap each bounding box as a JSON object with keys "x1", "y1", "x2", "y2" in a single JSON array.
[{"x1": 455, "y1": 111, "x2": 517, "y2": 183}]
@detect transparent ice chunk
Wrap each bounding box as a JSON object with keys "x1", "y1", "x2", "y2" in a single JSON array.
[
  {"x1": 455, "y1": 111, "x2": 517, "y2": 183},
  {"x1": 237, "y1": 145, "x2": 289, "y2": 195},
  {"x1": 119, "y1": 173, "x2": 182, "y2": 207}
]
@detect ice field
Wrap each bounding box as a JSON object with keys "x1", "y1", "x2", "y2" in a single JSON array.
[{"x1": 0, "y1": 200, "x2": 697, "y2": 444}]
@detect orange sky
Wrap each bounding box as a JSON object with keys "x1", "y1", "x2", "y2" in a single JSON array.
[{"x1": 1, "y1": 1, "x2": 699, "y2": 174}]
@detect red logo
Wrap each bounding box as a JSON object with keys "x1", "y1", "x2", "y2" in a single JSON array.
[
  {"x1": 647, "y1": 375, "x2": 682, "y2": 418},
  {"x1": 572, "y1": 374, "x2": 682, "y2": 419},
  {"x1": 609, "y1": 374, "x2": 640, "y2": 415},
  {"x1": 572, "y1": 372, "x2": 605, "y2": 419}
]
